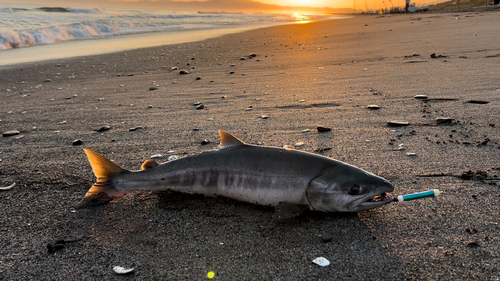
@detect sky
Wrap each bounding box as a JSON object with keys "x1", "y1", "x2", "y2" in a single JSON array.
[{"x1": 0, "y1": 0, "x2": 429, "y2": 12}]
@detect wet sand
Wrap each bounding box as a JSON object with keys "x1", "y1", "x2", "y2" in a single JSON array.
[{"x1": 1, "y1": 12, "x2": 499, "y2": 280}]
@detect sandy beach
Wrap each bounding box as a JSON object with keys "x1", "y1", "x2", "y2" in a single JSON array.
[{"x1": 1, "y1": 11, "x2": 499, "y2": 280}]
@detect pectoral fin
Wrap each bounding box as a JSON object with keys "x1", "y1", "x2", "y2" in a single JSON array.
[{"x1": 273, "y1": 202, "x2": 309, "y2": 220}]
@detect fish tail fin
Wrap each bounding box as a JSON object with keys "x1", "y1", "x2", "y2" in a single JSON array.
[{"x1": 77, "y1": 149, "x2": 127, "y2": 208}]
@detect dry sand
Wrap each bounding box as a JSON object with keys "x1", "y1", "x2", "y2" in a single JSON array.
[{"x1": 1, "y1": 11, "x2": 500, "y2": 280}]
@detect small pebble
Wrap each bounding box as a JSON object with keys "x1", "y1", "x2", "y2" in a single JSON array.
[
  {"x1": 201, "y1": 139, "x2": 210, "y2": 145},
  {"x1": 195, "y1": 104, "x2": 205, "y2": 110},
  {"x1": 149, "y1": 87, "x2": 157, "y2": 91},
  {"x1": 150, "y1": 154, "x2": 163, "y2": 159},
  {"x1": 96, "y1": 125, "x2": 111, "y2": 132},
  {"x1": 465, "y1": 100, "x2": 489, "y2": 104},
  {"x1": 436, "y1": 117, "x2": 453, "y2": 124},
  {"x1": 2, "y1": 130, "x2": 20, "y2": 137},
  {"x1": 260, "y1": 115, "x2": 269, "y2": 119},
  {"x1": 129, "y1": 126, "x2": 143, "y2": 131},
  {"x1": 179, "y1": 70, "x2": 189, "y2": 75},
  {"x1": 44, "y1": 79, "x2": 52, "y2": 82},
  {"x1": 465, "y1": 227, "x2": 478, "y2": 234},
  {"x1": 321, "y1": 233, "x2": 333, "y2": 243},
  {"x1": 367, "y1": 105, "x2": 380, "y2": 110},
  {"x1": 317, "y1": 126, "x2": 332, "y2": 132},
  {"x1": 58, "y1": 120, "x2": 67, "y2": 125},
  {"x1": 414, "y1": 95, "x2": 428, "y2": 99},
  {"x1": 466, "y1": 241, "x2": 480, "y2": 248},
  {"x1": 387, "y1": 120, "x2": 410, "y2": 127},
  {"x1": 72, "y1": 139, "x2": 83, "y2": 146}
]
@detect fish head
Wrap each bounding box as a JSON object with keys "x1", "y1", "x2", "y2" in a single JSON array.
[{"x1": 306, "y1": 164, "x2": 394, "y2": 212}]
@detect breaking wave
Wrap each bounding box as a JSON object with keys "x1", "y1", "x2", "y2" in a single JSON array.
[
  {"x1": 37, "y1": 7, "x2": 104, "y2": 13},
  {"x1": 0, "y1": 5, "x2": 337, "y2": 50}
]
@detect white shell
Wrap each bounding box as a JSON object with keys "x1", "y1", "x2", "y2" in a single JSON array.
[
  {"x1": 0, "y1": 182, "x2": 16, "y2": 191},
  {"x1": 113, "y1": 266, "x2": 134, "y2": 274},
  {"x1": 168, "y1": 155, "x2": 179, "y2": 161},
  {"x1": 294, "y1": 142, "x2": 305, "y2": 147},
  {"x1": 312, "y1": 257, "x2": 330, "y2": 267}
]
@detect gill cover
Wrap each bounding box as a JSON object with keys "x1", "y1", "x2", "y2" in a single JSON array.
[{"x1": 306, "y1": 166, "x2": 344, "y2": 212}]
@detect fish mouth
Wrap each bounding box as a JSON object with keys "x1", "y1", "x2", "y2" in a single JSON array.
[
  {"x1": 349, "y1": 192, "x2": 394, "y2": 211},
  {"x1": 360, "y1": 192, "x2": 393, "y2": 208}
]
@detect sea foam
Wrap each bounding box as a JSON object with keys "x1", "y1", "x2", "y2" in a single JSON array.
[{"x1": 0, "y1": 5, "x2": 338, "y2": 51}]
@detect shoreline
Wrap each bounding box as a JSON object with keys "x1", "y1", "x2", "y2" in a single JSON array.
[
  {"x1": 0, "y1": 15, "x2": 349, "y2": 68},
  {"x1": 1, "y1": 11, "x2": 499, "y2": 280},
  {"x1": 0, "y1": 23, "x2": 289, "y2": 67}
]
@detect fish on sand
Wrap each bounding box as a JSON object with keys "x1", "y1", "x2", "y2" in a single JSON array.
[{"x1": 79, "y1": 130, "x2": 394, "y2": 218}]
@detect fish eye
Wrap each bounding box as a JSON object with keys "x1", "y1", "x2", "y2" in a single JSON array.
[{"x1": 348, "y1": 184, "x2": 361, "y2": 195}]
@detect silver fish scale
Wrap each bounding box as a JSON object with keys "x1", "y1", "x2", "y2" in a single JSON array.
[{"x1": 116, "y1": 145, "x2": 336, "y2": 206}]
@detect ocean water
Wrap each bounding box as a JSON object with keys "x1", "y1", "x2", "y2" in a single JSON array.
[{"x1": 0, "y1": 4, "x2": 347, "y2": 66}]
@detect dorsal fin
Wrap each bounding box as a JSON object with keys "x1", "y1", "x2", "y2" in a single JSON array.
[
  {"x1": 218, "y1": 130, "x2": 245, "y2": 148},
  {"x1": 141, "y1": 159, "x2": 159, "y2": 170}
]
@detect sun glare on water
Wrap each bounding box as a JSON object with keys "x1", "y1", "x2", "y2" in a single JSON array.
[{"x1": 293, "y1": 13, "x2": 310, "y2": 23}]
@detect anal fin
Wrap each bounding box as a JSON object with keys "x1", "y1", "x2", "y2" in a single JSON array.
[{"x1": 273, "y1": 202, "x2": 309, "y2": 220}]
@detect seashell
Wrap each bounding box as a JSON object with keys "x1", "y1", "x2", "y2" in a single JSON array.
[
  {"x1": 294, "y1": 142, "x2": 305, "y2": 147},
  {"x1": 312, "y1": 257, "x2": 330, "y2": 267},
  {"x1": 168, "y1": 155, "x2": 179, "y2": 161},
  {"x1": 0, "y1": 182, "x2": 16, "y2": 191},
  {"x1": 113, "y1": 266, "x2": 134, "y2": 274}
]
